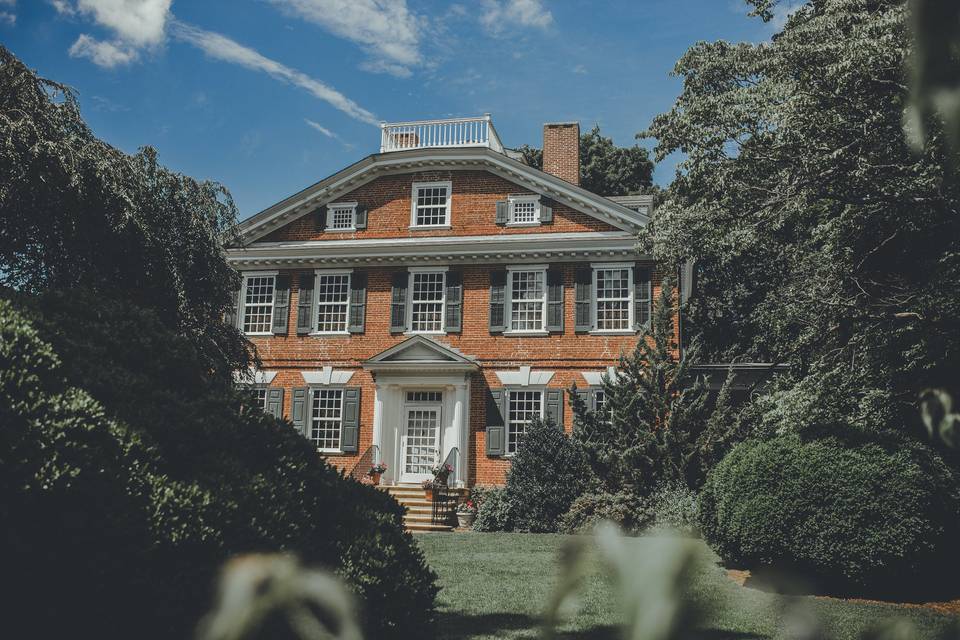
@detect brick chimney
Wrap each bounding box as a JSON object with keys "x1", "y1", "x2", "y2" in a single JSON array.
[{"x1": 542, "y1": 122, "x2": 580, "y2": 185}]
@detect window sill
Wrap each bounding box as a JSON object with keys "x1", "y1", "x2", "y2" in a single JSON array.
[
  {"x1": 318, "y1": 449, "x2": 344, "y2": 455},
  {"x1": 404, "y1": 331, "x2": 448, "y2": 336},
  {"x1": 324, "y1": 228, "x2": 356, "y2": 233},
  {"x1": 588, "y1": 330, "x2": 637, "y2": 336},
  {"x1": 505, "y1": 222, "x2": 541, "y2": 228},
  {"x1": 309, "y1": 331, "x2": 351, "y2": 337},
  {"x1": 244, "y1": 331, "x2": 274, "y2": 337},
  {"x1": 408, "y1": 224, "x2": 452, "y2": 231},
  {"x1": 503, "y1": 330, "x2": 549, "y2": 336}
]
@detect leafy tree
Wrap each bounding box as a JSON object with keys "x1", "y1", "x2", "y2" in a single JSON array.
[
  {"x1": 643, "y1": 0, "x2": 960, "y2": 428},
  {"x1": 572, "y1": 279, "x2": 731, "y2": 493},
  {"x1": 0, "y1": 46, "x2": 250, "y2": 377},
  {"x1": 517, "y1": 124, "x2": 654, "y2": 194}
]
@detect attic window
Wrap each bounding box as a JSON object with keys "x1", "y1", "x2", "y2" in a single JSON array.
[
  {"x1": 327, "y1": 202, "x2": 357, "y2": 231},
  {"x1": 508, "y1": 195, "x2": 541, "y2": 225},
  {"x1": 411, "y1": 181, "x2": 452, "y2": 227}
]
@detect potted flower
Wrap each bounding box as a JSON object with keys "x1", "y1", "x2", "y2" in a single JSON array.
[
  {"x1": 431, "y1": 462, "x2": 454, "y2": 485},
  {"x1": 455, "y1": 499, "x2": 477, "y2": 528},
  {"x1": 367, "y1": 462, "x2": 387, "y2": 486}
]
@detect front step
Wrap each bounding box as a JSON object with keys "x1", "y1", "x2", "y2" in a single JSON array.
[{"x1": 380, "y1": 484, "x2": 466, "y2": 532}]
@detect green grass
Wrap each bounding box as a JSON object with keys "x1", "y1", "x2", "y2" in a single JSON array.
[{"x1": 416, "y1": 532, "x2": 957, "y2": 640}]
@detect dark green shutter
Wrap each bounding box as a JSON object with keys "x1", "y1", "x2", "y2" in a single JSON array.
[
  {"x1": 575, "y1": 386, "x2": 590, "y2": 408},
  {"x1": 225, "y1": 283, "x2": 241, "y2": 329},
  {"x1": 634, "y1": 265, "x2": 652, "y2": 330},
  {"x1": 545, "y1": 389, "x2": 564, "y2": 428},
  {"x1": 445, "y1": 270, "x2": 463, "y2": 333},
  {"x1": 495, "y1": 200, "x2": 508, "y2": 225},
  {"x1": 297, "y1": 271, "x2": 315, "y2": 334},
  {"x1": 315, "y1": 206, "x2": 327, "y2": 232},
  {"x1": 348, "y1": 272, "x2": 367, "y2": 333},
  {"x1": 266, "y1": 387, "x2": 284, "y2": 419},
  {"x1": 272, "y1": 275, "x2": 291, "y2": 335},
  {"x1": 540, "y1": 199, "x2": 553, "y2": 223},
  {"x1": 546, "y1": 267, "x2": 564, "y2": 332},
  {"x1": 489, "y1": 270, "x2": 507, "y2": 333},
  {"x1": 341, "y1": 387, "x2": 360, "y2": 453},
  {"x1": 354, "y1": 205, "x2": 367, "y2": 230},
  {"x1": 292, "y1": 387, "x2": 309, "y2": 437},
  {"x1": 574, "y1": 267, "x2": 593, "y2": 332},
  {"x1": 486, "y1": 388, "x2": 506, "y2": 456},
  {"x1": 390, "y1": 270, "x2": 408, "y2": 333}
]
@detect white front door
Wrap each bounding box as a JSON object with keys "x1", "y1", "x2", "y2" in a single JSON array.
[{"x1": 400, "y1": 404, "x2": 442, "y2": 483}]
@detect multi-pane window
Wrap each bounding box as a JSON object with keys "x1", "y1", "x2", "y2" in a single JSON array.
[
  {"x1": 251, "y1": 387, "x2": 268, "y2": 410},
  {"x1": 509, "y1": 197, "x2": 539, "y2": 224},
  {"x1": 507, "y1": 390, "x2": 543, "y2": 454},
  {"x1": 412, "y1": 182, "x2": 451, "y2": 227},
  {"x1": 410, "y1": 271, "x2": 446, "y2": 332},
  {"x1": 316, "y1": 273, "x2": 351, "y2": 333},
  {"x1": 509, "y1": 269, "x2": 546, "y2": 332},
  {"x1": 595, "y1": 267, "x2": 632, "y2": 331},
  {"x1": 406, "y1": 391, "x2": 443, "y2": 403},
  {"x1": 594, "y1": 389, "x2": 606, "y2": 416},
  {"x1": 328, "y1": 203, "x2": 356, "y2": 230},
  {"x1": 311, "y1": 388, "x2": 344, "y2": 452},
  {"x1": 242, "y1": 275, "x2": 275, "y2": 334}
]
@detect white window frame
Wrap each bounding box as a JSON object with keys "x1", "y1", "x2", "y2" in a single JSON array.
[
  {"x1": 506, "y1": 195, "x2": 541, "y2": 226},
  {"x1": 410, "y1": 180, "x2": 452, "y2": 228},
  {"x1": 590, "y1": 262, "x2": 634, "y2": 334},
  {"x1": 505, "y1": 387, "x2": 545, "y2": 455},
  {"x1": 326, "y1": 201, "x2": 357, "y2": 232},
  {"x1": 312, "y1": 268, "x2": 353, "y2": 335},
  {"x1": 309, "y1": 386, "x2": 346, "y2": 453},
  {"x1": 506, "y1": 265, "x2": 548, "y2": 335},
  {"x1": 240, "y1": 270, "x2": 279, "y2": 336},
  {"x1": 406, "y1": 266, "x2": 448, "y2": 335}
]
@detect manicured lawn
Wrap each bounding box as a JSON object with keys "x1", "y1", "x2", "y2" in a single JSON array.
[{"x1": 416, "y1": 532, "x2": 957, "y2": 640}]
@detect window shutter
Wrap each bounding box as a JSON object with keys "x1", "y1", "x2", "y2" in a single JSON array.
[
  {"x1": 354, "y1": 205, "x2": 368, "y2": 230},
  {"x1": 390, "y1": 270, "x2": 408, "y2": 333},
  {"x1": 297, "y1": 272, "x2": 316, "y2": 334},
  {"x1": 489, "y1": 270, "x2": 507, "y2": 333},
  {"x1": 272, "y1": 275, "x2": 291, "y2": 335},
  {"x1": 574, "y1": 267, "x2": 593, "y2": 332},
  {"x1": 292, "y1": 387, "x2": 309, "y2": 437},
  {"x1": 348, "y1": 272, "x2": 367, "y2": 334},
  {"x1": 540, "y1": 199, "x2": 553, "y2": 223},
  {"x1": 634, "y1": 265, "x2": 652, "y2": 331},
  {"x1": 495, "y1": 200, "x2": 508, "y2": 225},
  {"x1": 315, "y1": 206, "x2": 327, "y2": 232},
  {"x1": 445, "y1": 270, "x2": 463, "y2": 333},
  {"x1": 486, "y1": 388, "x2": 506, "y2": 456},
  {"x1": 545, "y1": 389, "x2": 564, "y2": 428},
  {"x1": 341, "y1": 386, "x2": 360, "y2": 453},
  {"x1": 575, "y1": 387, "x2": 590, "y2": 408},
  {"x1": 225, "y1": 283, "x2": 241, "y2": 329},
  {"x1": 266, "y1": 387, "x2": 284, "y2": 419},
  {"x1": 546, "y1": 267, "x2": 564, "y2": 332}
]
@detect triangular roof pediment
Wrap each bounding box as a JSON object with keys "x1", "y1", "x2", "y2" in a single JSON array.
[{"x1": 363, "y1": 336, "x2": 478, "y2": 371}]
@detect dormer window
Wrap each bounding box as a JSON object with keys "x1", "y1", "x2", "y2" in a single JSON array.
[
  {"x1": 411, "y1": 181, "x2": 452, "y2": 228},
  {"x1": 508, "y1": 195, "x2": 541, "y2": 225},
  {"x1": 327, "y1": 202, "x2": 357, "y2": 231}
]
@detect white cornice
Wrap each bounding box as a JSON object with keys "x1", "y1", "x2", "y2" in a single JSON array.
[{"x1": 234, "y1": 147, "x2": 650, "y2": 243}]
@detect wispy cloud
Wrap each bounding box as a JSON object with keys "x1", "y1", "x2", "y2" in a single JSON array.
[
  {"x1": 170, "y1": 21, "x2": 378, "y2": 125},
  {"x1": 0, "y1": 11, "x2": 14, "y2": 25},
  {"x1": 572, "y1": 64, "x2": 587, "y2": 75},
  {"x1": 480, "y1": 0, "x2": 552, "y2": 36},
  {"x1": 89, "y1": 94, "x2": 130, "y2": 112},
  {"x1": 304, "y1": 119, "x2": 335, "y2": 138},
  {"x1": 266, "y1": 0, "x2": 422, "y2": 77},
  {"x1": 69, "y1": 34, "x2": 138, "y2": 67}
]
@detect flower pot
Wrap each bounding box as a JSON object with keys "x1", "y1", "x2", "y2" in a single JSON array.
[
  {"x1": 370, "y1": 473, "x2": 381, "y2": 486},
  {"x1": 457, "y1": 512, "x2": 476, "y2": 528}
]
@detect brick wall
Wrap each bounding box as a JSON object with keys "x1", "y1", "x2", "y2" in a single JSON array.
[{"x1": 542, "y1": 122, "x2": 580, "y2": 186}]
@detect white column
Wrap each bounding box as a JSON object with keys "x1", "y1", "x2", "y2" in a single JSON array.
[
  {"x1": 453, "y1": 381, "x2": 468, "y2": 487},
  {"x1": 372, "y1": 382, "x2": 384, "y2": 469}
]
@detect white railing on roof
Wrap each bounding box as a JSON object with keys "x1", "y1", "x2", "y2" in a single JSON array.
[{"x1": 380, "y1": 115, "x2": 504, "y2": 153}]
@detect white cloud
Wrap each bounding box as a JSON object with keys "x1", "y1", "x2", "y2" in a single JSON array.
[
  {"x1": 74, "y1": 0, "x2": 171, "y2": 45},
  {"x1": 480, "y1": 0, "x2": 552, "y2": 35},
  {"x1": 170, "y1": 22, "x2": 378, "y2": 125},
  {"x1": 0, "y1": 11, "x2": 14, "y2": 25},
  {"x1": 68, "y1": 34, "x2": 138, "y2": 67},
  {"x1": 50, "y1": 0, "x2": 76, "y2": 14},
  {"x1": 572, "y1": 64, "x2": 587, "y2": 75},
  {"x1": 304, "y1": 119, "x2": 335, "y2": 138},
  {"x1": 267, "y1": 0, "x2": 422, "y2": 76}
]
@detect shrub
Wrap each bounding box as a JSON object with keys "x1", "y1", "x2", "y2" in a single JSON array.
[
  {"x1": 699, "y1": 433, "x2": 960, "y2": 597},
  {"x1": 649, "y1": 483, "x2": 699, "y2": 535},
  {"x1": 559, "y1": 491, "x2": 654, "y2": 534},
  {"x1": 473, "y1": 487, "x2": 511, "y2": 532},
  {"x1": 500, "y1": 417, "x2": 590, "y2": 532}
]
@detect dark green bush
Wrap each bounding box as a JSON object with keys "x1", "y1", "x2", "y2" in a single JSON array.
[
  {"x1": 699, "y1": 433, "x2": 960, "y2": 597},
  {"x1": 559, "y1": 491, "x2": 654, "y2": 534},
  {"x1": 473, "y1": 487, "x2": 511, "y2": 532},
  {"x1": 1, "y1": 293, "x2": 437, "y2": 639}
]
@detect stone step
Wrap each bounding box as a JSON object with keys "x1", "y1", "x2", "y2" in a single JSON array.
[{"x1": 406, "y1": 522, "x2": 454, "y2": 532}]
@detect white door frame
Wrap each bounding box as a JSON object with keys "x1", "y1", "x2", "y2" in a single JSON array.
[{"x1": 399, "y1": 400, "x2": 443, "y2": 484}]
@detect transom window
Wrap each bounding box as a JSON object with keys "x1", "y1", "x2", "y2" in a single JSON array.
[
  {"x1": 509, "y1": 269, "x2": 546, "y2": 332},
  {"x1": 411, "y1": 182, "x2": 451, "y2": 227},
  {"x1": 327, "y1": 202, "x2": 356, "y2": 231},
  {"x1": 242, "y1": 275, "x2": 275, "y2": 334},
  {"x1": 410, "y1": 271, "x2": 446, "y2": 333},
  {"x1": 507, "y1": 390, "x2": 543, "y2": 454},
  {"x1": 509, "y1": 196, "x2": 540, "y2": 225},
  {"x1": 406, "y1": 391, "x2": 443, "y2": 403},
  {"x1": 595, "y1": 266, "x2": 633, "y2": 331},
  {"x1": 311, "y1": 388, "x2": 344, "y2": 452},
  {"x1": 316, "y1": 272, "x2": 351, "y2": 333}
]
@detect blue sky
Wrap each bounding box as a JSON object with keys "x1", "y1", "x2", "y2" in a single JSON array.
[{"x1": 2, "y1": 1, "x2": 783, "y2": 219}]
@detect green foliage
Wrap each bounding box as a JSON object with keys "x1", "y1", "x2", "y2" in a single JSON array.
[
  {"x1": 0, "y1": 46, "x2": 250, "y2": 378},
  {"x1": 572, "y1": 279, "x2": 732, "y2": 493},
  {"x1": 649, "y1": 483, "x2": 699, "y2": 536},
  {"x1": 559, "y1": 491, "x2": 654, "y2": 534},
  {"x1": 473, "y1": 487, "x2": 511, "y2": 532},
  {"x1": 699, "y1": 433, "x2": 960, "y2": 597},
  {"x1": 516, "y1": 124, "x2": 654, "y2": 194},
  {"x1": 1, "y1": 292, "x2": 437, "y2": 639}
]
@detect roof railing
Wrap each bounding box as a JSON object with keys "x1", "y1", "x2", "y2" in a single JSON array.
[{"x1": 380, "y1": 114, "x2": 504, "y2": 153}]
